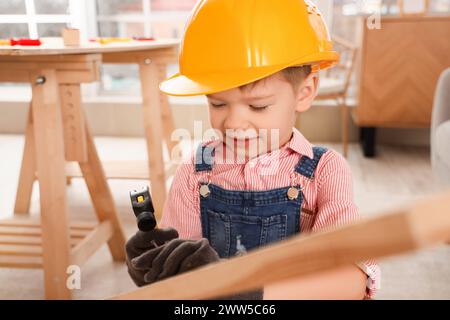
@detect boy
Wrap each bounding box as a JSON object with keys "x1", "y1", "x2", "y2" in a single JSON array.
[{"x1": 125, "y1": 0, "x2": 379, "y2": 299}]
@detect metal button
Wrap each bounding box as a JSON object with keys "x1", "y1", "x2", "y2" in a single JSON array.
[
  {"x1": 199, "y1": 184, "x2": 211, "y2": 198},
  {"x1": 287, "y1": 187, "x2": 299, "y2": 200}
]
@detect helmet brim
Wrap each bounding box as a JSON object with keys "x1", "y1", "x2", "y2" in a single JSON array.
[{"x1": 160, "y1": 51, "x2": 339, "y2": 97}]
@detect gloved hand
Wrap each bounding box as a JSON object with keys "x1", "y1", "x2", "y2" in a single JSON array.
[
  {"x1": 130, "y1": 237, "x2": 220, "y2": 283},
  {"x1": 125, "y1": 227, "x2": 179, "y2": 287},
  {"x1": 127, "y1": 233, "x2": 264, "y2": 300}
]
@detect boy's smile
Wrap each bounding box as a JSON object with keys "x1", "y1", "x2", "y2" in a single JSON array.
[{"x1": 206, "y1": 71, "x2": 319, "y2": 161}]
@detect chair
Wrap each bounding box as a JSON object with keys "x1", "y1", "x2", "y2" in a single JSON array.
[
  {"x1": 431, "y1": 68, "x2": 450, "y2": 186},
  {"x1": 315, "y1": 36, "x2": 358, "y2": 157}
]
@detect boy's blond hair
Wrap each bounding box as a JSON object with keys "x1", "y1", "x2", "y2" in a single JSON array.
[{"x1": 240, "y1": 65, "x2": 312, "y2": 93}]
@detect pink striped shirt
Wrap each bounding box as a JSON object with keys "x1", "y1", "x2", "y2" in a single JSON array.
[{"x1": 160, "y1": 127, "x2": 380, "y2": 298}]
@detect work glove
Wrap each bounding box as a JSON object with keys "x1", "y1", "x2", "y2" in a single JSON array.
[
  {"x1": 126, "y1": 233, "x2": 263, "y2": 300},
  {"x1": 125, "y1": 227, "x2": 179, "y2": 287}
]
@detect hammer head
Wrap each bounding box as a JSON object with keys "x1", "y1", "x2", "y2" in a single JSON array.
[{"x1": 130, "y1": 186, "x2": 157, "y2": 232}]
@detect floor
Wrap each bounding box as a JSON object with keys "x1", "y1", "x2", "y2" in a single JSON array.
[{"x1": 0, "y1": 134, "x2": 449, "y2": 299}]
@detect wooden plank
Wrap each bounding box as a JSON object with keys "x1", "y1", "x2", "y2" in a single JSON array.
[
  {"x1": 102, "y1": 48, "x2": 177, "y2": 64},
  {"x1": 0, "y1": 219, "x2": 97, "y2": 230},
  {"x1": 30, "y1": 68, "x2": 72, "y2": 299},
  {"x1": 0, "y1": 62, "x2": 95, "y2": 71},
  {"x1": 0, "y1": 235, "x2": 81, "y2": 247},
  {"x1": 138, "y1": 60, "x2": 167, "y2": 218},
  {"x1": 59, "y1": 84, "x2": 88, "y2": 162},
  {"x1": 112, "y1": 190, "x2": 450, "y2": 300},
  {"x1": 157, "y1": 62, "x2": 177, "y2": 156},
  {"x1": 0, "y1": 53, "x2": 102, "y2": 62},
  {"x1": 0, "y1": 255, "x2": 43, "y2": 269},
  {"x1": 0, "y1": 37, "x2": 179, "y2": 56},
  {"x1": 0, "y1": 244, "x2": 42, "y2": 256},
  {"x1": 56, "y1": 69, "x2": 99, "y2": 83},
  {"x1": 0, "y1": 70, "x2": 30, "y2": 82},
  {"x1": 0, "y1": 226, "x2": 90, "y2": 238},
  {"x1": 71, "y1": 221, "x2": 114, "y2": 267},
  {"x1": 14, "y1": 106, "x2": 36, "y2": 214}
]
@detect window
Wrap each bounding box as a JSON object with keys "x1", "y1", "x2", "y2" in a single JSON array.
[
  {"x1": 0, "y1": 0, "x2": 87, "y2": 97},
  {"x1": 0, "y1": 0, "x2": 81, "y2": 39},
  {"x1": 0, "y1": 0, "x2": 198, "y2": 102},
  {"x1": 95, "y1": 0, "x2": 197, "y2": 98}
]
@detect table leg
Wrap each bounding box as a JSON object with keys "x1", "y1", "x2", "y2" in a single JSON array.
[
  {"x1": 139, "y1": 60, "x2": 167, "y2": 218},
  {"x1": 14, "y1": 103, "x2": 36, "y2": 215},
  {"x1": 157, "y1": 62, "x2": 177, "y2": 155},
  {"x1": 339, "y1": 96, "x2": 349, "y2": 158},
  {"x1": 79, "y1": 118, "x2": 126, "y2": 261},
  {"x1": 30, "y1": 70, "x2": 72, "y2": 299}
]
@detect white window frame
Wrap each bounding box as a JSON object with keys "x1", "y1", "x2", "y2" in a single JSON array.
[{"x1": 0, "y1": 0, "x2": 89, "y2": 39}]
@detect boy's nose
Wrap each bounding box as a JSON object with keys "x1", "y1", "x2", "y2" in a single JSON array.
[{"x1": 223, "y1": 106, "x2": 250, "y2": 132}]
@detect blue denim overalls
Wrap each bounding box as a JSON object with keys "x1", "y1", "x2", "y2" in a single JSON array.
[{"x1": 195, "y1": 144, "x2": 328, "y2": 258}]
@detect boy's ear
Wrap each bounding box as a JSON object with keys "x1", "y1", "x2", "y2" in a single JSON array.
[{"x1": 294, "y1": 72, "x2": 319, "y2": 113}]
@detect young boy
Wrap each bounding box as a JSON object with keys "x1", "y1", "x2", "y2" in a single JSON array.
[{"x1": 125, "y1": 0, "x2": 380, "y2": 299}]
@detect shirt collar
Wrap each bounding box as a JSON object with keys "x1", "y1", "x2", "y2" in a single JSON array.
[{"x1": 285, "y1": 127, "x2": 314, "y2": 159}]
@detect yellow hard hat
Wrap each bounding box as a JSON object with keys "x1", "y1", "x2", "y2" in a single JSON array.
[{"x1": 160, "y1": 0, "x2": 339, "y2": 96}]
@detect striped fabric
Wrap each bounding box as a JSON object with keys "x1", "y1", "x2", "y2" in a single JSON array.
[{"x1": 160, "y1": 127, "x2": 380, "y2": 298}]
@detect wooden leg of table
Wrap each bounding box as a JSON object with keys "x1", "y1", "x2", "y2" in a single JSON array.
[
  {"x1": 139, "y1": 61, "x2": 167, "y2": 218},
  {"x1": 30, "y1": 70, "x2": 72, "y2": 299},
  {"x1": 14, "y1": 103, "x2": 36, "y2": 215},
  {"x1": 59, "y1": 84, "x2": 88, "y2": 162},
  {"x1": 157, "y1": 62, "x2": 177, "y2": 155},
  {"x1": 60, "y1": 84, "x2": 88, "y2": 187},
  {"x1": 339, "y1": 97, "x2": 349, "y2": 158},
  {"x1": 78, "y1": 120, "x2": 126, "y2": 261}
]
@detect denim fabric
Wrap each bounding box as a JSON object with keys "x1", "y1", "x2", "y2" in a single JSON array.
[{"x1": 196, "y1": 144, "x2": 328, "y2": 258}]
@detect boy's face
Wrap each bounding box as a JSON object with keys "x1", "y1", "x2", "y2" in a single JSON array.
[{"x1": 206, "y1": 72, "x2": 318, "y2": 160}]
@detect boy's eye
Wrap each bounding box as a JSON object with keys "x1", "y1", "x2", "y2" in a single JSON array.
[
  {"x1": 210, "y1": 103, "x2": 226, "y2": 108},
  {"x1": 249, "y1": 105, "x2": 269, "y2": 111}
]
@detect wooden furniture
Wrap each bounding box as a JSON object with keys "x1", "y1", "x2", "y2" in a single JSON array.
[
  {"x1": 8, "y1": 37, "x2": 179, "y2": 219},
  {"x1": 0, "y1": 37, "x2": 178, "y2": 299},
  {"x1": 316, "y1": 36, "x2": 358, "y2": 158},
  {"x1": 112, "y1": 189, "x2": 450, "y2": 300},
  {"x1": 0, "y1": 52, "x2": 125, "y2": 299},
  {"x1": 354, "y1": 16, "x2": 450, "y2": 157}
]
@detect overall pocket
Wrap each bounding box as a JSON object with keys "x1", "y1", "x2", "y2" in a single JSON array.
[{"x1": 206, "y1": 209, "x2": 288, "y2": 258}]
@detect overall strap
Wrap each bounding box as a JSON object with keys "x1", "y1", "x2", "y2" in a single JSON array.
[
  {"x1": 195, "y1": 144, "x2": 216, "y2": 172},
  {"x1": 294, "y1": 146, "x2": 328, "y2": 179}
]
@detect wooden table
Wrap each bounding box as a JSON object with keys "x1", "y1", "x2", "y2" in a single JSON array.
[{"x1": 0, "y1": 37, "x2": 178, "y2": 299}]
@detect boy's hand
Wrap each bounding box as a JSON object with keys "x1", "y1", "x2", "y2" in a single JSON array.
[
  {"x1": 130, "y1": 238, "x2": 220, "y2": 283},
  {"x1": 127, "y1": 236, "x2": 264, "y2": 299},
  {"x1": 125, "y1": 227, "x2": 179, "y2": 286}
]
